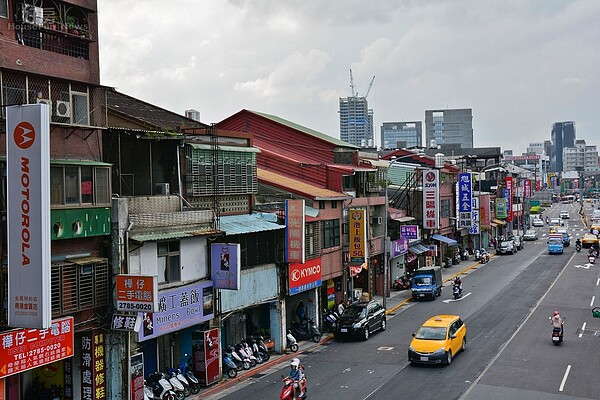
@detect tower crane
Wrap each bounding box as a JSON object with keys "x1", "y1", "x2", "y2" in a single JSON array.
[
  {"x1": 349, "y1": 69, "x2": 357, "y2": 97},
  {"x1": 364, "y1": 76, "x2": 375, "y2": 98}
]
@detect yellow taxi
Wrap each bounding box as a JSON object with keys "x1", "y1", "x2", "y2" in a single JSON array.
[
  {"x1": 582, "y1": 233, "x2": 599, "y2": 248},
  {"x1": 590, "y1": 224, "x2": 600, "y2": 236},
  {"x1": 408, "y1": 315, "x2": 466, "y2": 365}
]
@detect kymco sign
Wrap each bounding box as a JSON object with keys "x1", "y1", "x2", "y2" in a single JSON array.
[
  {"x1": 7, "y1": 105, "x2": 51, "y2": 330},
  {"x1": 288, "y1": 257, "x2": 322, "y2": 295}
]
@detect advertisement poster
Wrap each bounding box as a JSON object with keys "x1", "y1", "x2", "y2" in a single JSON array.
[
  {"x1": 505, "y1": 177, "x2": 513, "y2": 221},
  {"x1": 289, "y1": 257, "x2": 322, "y2": 295},
  {"x1": 194, "y1": 328, "x2": 220, "y2": 386},
  {"x1": 211, "y1": 243, "x2": 241, "y2": 290},
  {"x1": 399, "y1": 225, "x2": 419, "y2": 240},
  {"x1": 391, "y1": 238, "x2": 409, "y2": 258},
  {"x1": 422, "y1": 169, "x2": 440, "y2": 229},
  {"x1": 285, "y1": 199, "x2": 305, "y2": 264},
  {"x1": 349, "y1": 209, "x2": 367, "y2": 263},
  {"x1": 495, "y1": 198, "x2": 508, "y2": 219},
  {"x1": 138, "y1": 281, "x2": 214, "y2": 341},
  {"x1": 458, "y1": 173, "x2": 472, "y2": 228},
  {"x1": 115, "y1": 275, "x2": 158, "y2": 312},
  {"x1": 130, "y1": 353, "x2": 144, "y2": 400}
]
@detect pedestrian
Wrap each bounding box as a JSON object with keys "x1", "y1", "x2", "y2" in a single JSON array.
[
  {"x1": 295, "y1": 300, "x2": 306, "y2": 322},
  {"x1": 337, "y1": 300, "x2": 345, "y2": 316}
]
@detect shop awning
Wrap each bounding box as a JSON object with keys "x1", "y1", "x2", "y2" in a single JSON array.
[
  {"x1": 408, "y1": 243, "x2": 429, "y2": 254},
  {"x1": 432, "y1": 234, "x2": 458, "y2": 246},
  {"x1": 492, "y1": 218, "x2": 507, "y2": 226},
  {"x1": 393, "y1": 216, "x2": 416, "y2": 223}
]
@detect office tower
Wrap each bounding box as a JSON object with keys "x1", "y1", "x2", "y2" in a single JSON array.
[
  {"x1": 425, "y1": 109, "x2": 473, "y2": 148},
  {"x1": 563, "y1": 139, "x2": 598, "y2": 171},
  {"x1": 380, "y1": 121, "x2": 422, "y2": 149},
  {"x1": 550, "y1": 121, "x2": 576, "y2": 172},
  {"x1": 339, "y1": 96, "x2": 374, "y2": 147}
]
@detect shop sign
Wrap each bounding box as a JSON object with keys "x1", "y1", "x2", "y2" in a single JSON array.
[
  {"x1": 458, "y1": 173, "x2": 472, "y2": 228},
  {"x1": 285, "y1": 199, "x2": 305, "y2": 264},
  {"x1": 422, "y1": 169, "x2": 440, "y2": 229},
  {"x1": 505, "y1": 177, "x2": 513, "y2": 221},
  {"x1": 115, "y1": 275, "x2": 158, "y2": 312},
  {"x1": 524, "y1": 179, "x2": 532, "y2": 199},
  {"x1": 469, "y1": 197, "x2": 480, "y2": 235},
  {"x1": 399, "y1": 225, "x2": 419, "y2": 240},
  {"x1": 495, "y1": 198, "x2": 507, "y2": 219},
  {"x1": 81, "y1": 331, "x2": 106, "y2": 400},
  {"x1": 289, "y1": 257, "x2": 322, "y2": 295},
  {"x1": 64, "y1": 359, "x2": 73, "y2": 400},
  {"x1": 6, "y1": 105, "x2": 52, "y2": 330},
  {"x1": 111, "y1": 314, "x2": 142, "y2": 332},
  {"x1": 0, "y1": 316, "x2": 74, "y2": 379},
  {"x1": 406, "y1": 253, "x2": 417, "y2": 263},
  {"x1": 130, "y1": 353, "x2": 144, "y2": 400},
  {"x1": 138, "y1": 281, "x2": 214, "y2": 341},
  {"x1": 194, "y1": 328, "x2": 220, "y2": 386},
  {"x1": 349, "y1": 209, "x2": 366, "y2": 263},
  {"x1": 349, "y1": 264, "x2": 363, "y2": 277},
  {"x1": 211, "y1": 243, "x2": 241, "y2": 290},
  {"x1": 391, "y1": 238, "x2": 408, "y2": 258}
]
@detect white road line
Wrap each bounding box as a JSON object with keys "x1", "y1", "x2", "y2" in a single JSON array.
[
  {"x1": 559, "y1": 365, "x2": 571, "y2": 392},
  {"x1": 590, "y1": 296, "x2": 595, "y2": 307},
  {"x1": 596, "y1": 278, "x2": 600, "y2": 286},
  {"x1": 579, "y1": 322, "x2": 586, "y2": 338}
]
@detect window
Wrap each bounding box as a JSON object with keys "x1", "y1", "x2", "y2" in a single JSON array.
[
  {"x1": 157, "y1": 241, "x2": 180, "y2": 284},
  {"x1": 440, "y1": 199, "x2": 451, "y2": 218},
  {"x1": 50, "y1": 164, "x2": 111, "y2": 206},
  {"x1": 306, "y1": 222, "x2": 320, "y2": 258},
  {"x1": 323, "y1": 219, "x2": 340, "y2": 248},
  {"x1": 318, "y1": 201, "x2": 326, "y2": 210},
  {"x1": 72, "y1": 92, "x2": 89, "y2": 125},
  {"x1": 331, "y1": 201, "x2": 337, "y2": 209},
  {"x1": 0, "y1": 0, "x2": 7, "y2": 18}
]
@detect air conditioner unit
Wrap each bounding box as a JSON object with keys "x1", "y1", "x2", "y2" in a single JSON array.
[
  {"x1": 36, "y1": 99, "x2": 52, "y2": 116},
  {"x1": 155, "y1": 183, "x2": 170, "y2": 195},
  {"x1": 371, "y1": 216, "x2": 383, "y2": 225},
  {"x1": 55, "y1": 100, "x2": 71, "y2": 118},
  {"x1": 23, "y1": 5, "x2": 44, "y2": 26}
]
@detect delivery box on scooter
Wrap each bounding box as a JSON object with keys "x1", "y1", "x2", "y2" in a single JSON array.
[{"x1": 411, "y1": 266, "x2": 443, "y2": 301}]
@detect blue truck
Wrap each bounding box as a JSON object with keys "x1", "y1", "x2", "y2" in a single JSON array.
[
  {"x1": 411, "y1": 266, "x2": 443, "y2": 301},
  {"x1": 547, "y1": 234, "x2": 564, "y2": 254}
]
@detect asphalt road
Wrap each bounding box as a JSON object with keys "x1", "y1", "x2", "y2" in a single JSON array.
[{"x1": 211, "y1": 203, "x2": 600, "y2": 400}]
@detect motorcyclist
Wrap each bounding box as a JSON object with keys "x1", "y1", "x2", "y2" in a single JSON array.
[
  {"x1": 550, "y1": 310, "x2": 564, "y2": 335},
  {"x1": 453, "y1": 276, "x2": 463, "y2": 295},
  {"x1": 546, "y1": 216, "x2": 549, "y2": 224},
  {"x1": 575, "y1": 238, "x2": 581, "y2": 248},
  {"x1": 286, "y1": 358, "x2": 304, "y2": 399}
]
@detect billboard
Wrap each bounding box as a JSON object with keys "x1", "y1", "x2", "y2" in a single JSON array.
[
  {"x1": 289, "y1": 257, "x2": 322, "y2": 295},
  {"x1": 495, "y1": 198, "x2": 507, "y2": 219},
  {"x1": 469, "y1": 197, "x2": 480, "y2": 235},
  {"x1": 391, "y1": 238, "x2": 409, "y2": 258},
  {"x1": 505, "y1": 177, "x2": 513, "y2": 221},
  {"x1": 6, "y1": 104, "x2": 51, "y2": 329},
  {"x1": 115, "y1": 275, "x2": 158, "y2": 312},
  {"x1": 399, "y1": 225, "x2": 419, "y2": 240},
  {"x1": 349, "y1": 209, "x2": 366, "y2": 263},
  {"x1": 285, "y1": 199, "x2": 305, "y2": 264},
  {"x1": 211, "y1": 243, "x2": 241, "y2": 290},
  {"x1": 458, "y1": 173, "x2": 472, "y2": 228},
  {"x1": 422, "y1": 169, "x2": 440, "y2": 229}
]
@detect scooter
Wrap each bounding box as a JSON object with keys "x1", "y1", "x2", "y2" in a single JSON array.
[
  {"x1": 280, "y1": 376, "x2": 307, "y2": 400},
  {"x1": 236, "y1": 342, "x2": 257, "y2": 368},
  {"x1": 181, "y1": 355, "x2": 200, "y2": 394},
  {"x1": 575, "y1": 243, "x2": 581, "y2": 252},
  {"x1": 228, "y1": 345, "x2": 250, "y2": 370},
  {"x1": 291, "y1": 318, "x2": 322, "y2": 343},
  {"x1": 146, "y1": 372, "x2": 177, "y2": 400},
  {"x1": 321, "y1": 308, "x2": 338, "y2": 332},
  {"x1": 552, "y1": 327, "x2": 563, "y2": 345},
  {"x1": 461, "y1": 248, "x2": 470, "y2": 261},
  {"x1": 168, "y1": 367, "x2": 190, "y2": 397},
  {"x1": 247, "y1": 338, "x2": 267, "y2": 364},
  {"x1": 255, "y1": 336, "x2": 271, "y2": 361},
  {"x1": 222, "y1": 351, "x2": 238, "y2": 378},
  {"x1": 453, "y1": 250, "x2": 461, "y2": 265},
  {"x1": 453, "y1": 283, "x2": 463, "y2": 299},
  {"x1": 589, "y1": 254, "x2": 596, "y2": 264},
  {"x1": 165, "y1": 370, "x2": 185, "y2": 400},
  {"x1": 392, "y1": 274, "x2": 412, "y2": 291},
  {"x1": 242, "y1": 340, "x2": 263, "y2": 364},
  {"x1": 286, "y1": 330, "x2": 299, "y2": 352},
  {"x1": 479, "y1": 249, "x2": 489, "y2": 264},
  {"x1": 474, "y1": 249, "x2": 481, "y2": 261}
]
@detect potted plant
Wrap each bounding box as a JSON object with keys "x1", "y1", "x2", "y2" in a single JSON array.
[{"x1": 66, "y1": 16, "x2": 79, "y2": 35}]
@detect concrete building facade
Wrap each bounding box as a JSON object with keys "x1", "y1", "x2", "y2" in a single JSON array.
[{"x1": 425, "y1": 108, "x2": 473, "y2": 149}]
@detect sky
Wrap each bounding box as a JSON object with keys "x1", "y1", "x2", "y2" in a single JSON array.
[{"x1": 97, "y1": 0, "x2": 600, "y2": 154}]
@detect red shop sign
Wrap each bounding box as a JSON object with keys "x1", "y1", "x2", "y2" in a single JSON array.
[{"x1": 289, "y1": 257, "x2": 322, "y2": 295}]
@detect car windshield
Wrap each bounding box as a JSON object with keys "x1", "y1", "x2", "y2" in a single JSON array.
[
  {"x1": 341, "y1": 307, "x2": 367, "y2": 319},
  {"x1": 415, "y1": 326, "x2": 447, "y2": 340},
  {"x1": 500, "y1": 241, "x2": 512, "y2": 246},
  {"x1": 549, "y1": 238, "x2": 562, "y2": 245},
  {"x1": 413, "y1": 276, "x2": 432, "y2": 286},
  {"x1": 526, "y1": 230, "x2": 535, "y2": 235}
]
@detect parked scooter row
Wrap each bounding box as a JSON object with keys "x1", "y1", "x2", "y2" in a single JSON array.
[
  {"x1": 143, "y1": 355, "x2": 201, "y2": 400},
  {"x1": 321, "y1": 308, "x2": 340, "y2": 332},
  {"x1": 223, "y1": 337, "x2": 271, "y2": 378}
]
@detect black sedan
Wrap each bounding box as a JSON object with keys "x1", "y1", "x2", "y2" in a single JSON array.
[{"x1": 333, "y1": 300, "x2": 386, "y2": 341}]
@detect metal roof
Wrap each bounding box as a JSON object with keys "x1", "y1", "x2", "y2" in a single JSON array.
[
  {"x1": 258, "y1": 168, "x2": 351, "y2": 201},
  {"x1": 219, "y1": 213, "x2": 285, "y2": 236},
  {"x1": 130, "y1": 228, "x2": 222, "y2": 242}
]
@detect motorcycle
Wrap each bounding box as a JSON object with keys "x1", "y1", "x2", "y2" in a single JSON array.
[
  {"x1": 228, "y1": 345, "x2": 250, "y2": 370},
  {"x1": 246, "y1": 338, "x2": 267, "y2": 364},
  {"x1": 167, "y1": 367, "x2": 190, "y2": 397},
  {"x1": 286, "y1": 330, "x2": 299, "y2": 352},
  {"x1": 165, "y1": 370, "x2": 185, "y2": 400},
  {"x1": 236, "y1": 343, "x2": 257, "y2": 368},
  {"x1": 181, "y1": 355, "x2": 200, "y2": 394},
  {"x1": 146, "y1": 372, "x2": 177, "y2": 400},
  {"x1": 280, "y1": 375, "x2": 307, "y2": 400},
  {"x1": 461, "y1": 248, "x2": 470, "y2": 261},
  {"x1": 321, "y1": 308, "x2": 338, "y2": 332},
  {"x1": 552, "y1": 327, "x2": 563, "y2": 345},
  {"x1": 453, "y1": 249, "x2": 461, "y2": 265},
  {"x1": 575, "y1": 243, "x2": 581, "y2": 252},
  {"x1": 291, "y1": 318, "x2": 322, "y2": 343},
  {"x1": 392, "y1": 274, "x2": 412, "y2": 291},
  {"x1": 479, "y1": 249, "x2": 489, "y2": 264},
  {"x1": 222, "y1": 350, "x2": 239, "y2": 378},
  {"x1": 589, "y1": 254, "x2": 596, "y2": 264},
  {"x1": 254, "y1": 336, "x2": 271, "y2": 362},
  {"x1": 452, "y1": 283, "x2": 463, "y2": 299}
]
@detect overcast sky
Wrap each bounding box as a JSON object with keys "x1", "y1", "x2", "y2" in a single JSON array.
[{"x1": 97, "y1": 0, "x2": 600, "y2": 154}]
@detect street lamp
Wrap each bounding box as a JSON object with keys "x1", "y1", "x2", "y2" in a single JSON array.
[{"x1": 382, "y1": 152, "x2": 425, "y2": 309}]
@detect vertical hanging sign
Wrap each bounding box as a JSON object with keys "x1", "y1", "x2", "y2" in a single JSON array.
[
  {"x1": 285, "y1": 199, "x2": 305, "y2": 264},
  {"x1": 458, "y1": 173, "x2": 472, "y2": 228},
  {"x1": 469, "y1": 197, "x2": 480, "y2": 235},
  {"x1": 422, "y1": 169, "x2": 440, "y2": 229},
  {"x1": 349, "y1": 209, "x2": 366, "y2": 263},
  {"x1": 6, "y1": 104, "x2": 51, "y2": 329},
  {"x1": 505, "y1": 177, "x2": 513, "y2": 221},
  {"x1": 81, "y1": 331, "x2": 106, "y2": 400}
]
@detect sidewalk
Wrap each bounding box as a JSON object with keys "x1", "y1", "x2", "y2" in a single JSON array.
[{"x1": 192, "y1": 259, "x2": 483, "y2": 400}]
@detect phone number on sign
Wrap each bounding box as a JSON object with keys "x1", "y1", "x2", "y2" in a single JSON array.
[{"x1": 117, "y1": 302, "x2": 153, "y2": 311}]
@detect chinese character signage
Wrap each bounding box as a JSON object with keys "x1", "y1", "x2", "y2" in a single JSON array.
[
  {"x1": 505, "y1": 177, "x2": 513, "y2": 221},
  {"x1": 6, "y1": 105, "x2": 52, "y2": 329},
  {"x1": 211, "y1": 243, "x2": 241, "y2": 290},
  {"x1": 480, "y1": 194, "x2": 491, "y2": 226},
  {"x1": 130, "y1": 353, "x2": 144, "y2": 400},
  {"x1": 285, "y1": 199, "x2": 305, "y2": 264},
  {"x1": 0, "y1": 316, "x2": 73, "y2": 378},
  {"x1": 399, "y1": 225, "x2": 419, "y2": 240},
  {"x1": 391, "y1": 238, "x2": 409, "y2": 258},
  {"x1": 116, "y1": 275, "x2": 158, "y2": 312},
  {"x1": 524, "y1": 179, "x2": 532, "y2": 199},
  {"x1": 111, "y1": 314, "x2": 142, "y2": 332},
  {"x1": 80, "y1": 330, "x2": 106, "y2": 400},
  {"x1": 469, "y1": 197, "x2": 480, "y2": 235},
  {"x1": 349, "y1": 209, "x2": 366, "y2": 263},
  {"x1": 458, "y1": 173, "x2": 472, "y2": 228},
  {"x1": 495, "y1": 198, "x2": 507, "y2": 219},
  {"x1": 422, "y1": 169, "x2": 440, "y2": 229},
  {"x1": 289, "y1": 257, "x2": 323, "y2": 295},
  {"x1": 194, "y1": 328, "x2": 220, "y2": 386},
  {"x1": 138, "y1": 281, "x2": 214, "y2": 341}
]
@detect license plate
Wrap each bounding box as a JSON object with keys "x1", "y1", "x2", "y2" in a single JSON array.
[
  {"x1": 341, "y1": 328, "x2": 347, "y2": 333},
  {"x1": 419, "y1": 294, "x2": 425, "y2": 297},
  {"x1": 420, "y1": 356, "x2": 428, "y2": 361},
  {"x1": 552, "y1": 336, "x2": 559, "y2": 341}
]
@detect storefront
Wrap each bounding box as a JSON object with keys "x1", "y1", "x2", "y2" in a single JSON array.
[
  {"x1": 285, "y1": 257, "x2": 322, "y2": 337},
  {"x1": 406, "y1": 242, "x2": 429, "y2": 273}
]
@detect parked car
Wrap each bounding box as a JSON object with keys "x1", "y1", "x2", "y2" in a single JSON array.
[
  {"x1": 511, "y1": 235, "x2": 524, "y2": 250},
  {"x1": 333, "y1": 300, "x2": 386, "y2": 341},
  {"x1": 560, "y1": 211, "x2": 570, "y2": 219},
  {"x1": 532, "y1": 218, "x2": 544, "y2": 227},
  {"x1": 408, "y1": 315, "x2": 467, "y2": 365},
  {"x1": 523, "y1": 229, "x2": 538, "y2": 241},
  {"x1": 497, "y1": 240, "x2": 516, "y2": 255}
]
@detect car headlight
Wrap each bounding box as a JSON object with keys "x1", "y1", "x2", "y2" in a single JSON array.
[
  {"x1": 409, "y1": 346, "x2": 416, "y2": 352},
  {"x1": 431, "y1": 347, "x2": 446, "y2": 355},
  {"x1": 352, "y1": 322, "x2": 364, "y2": 329}
]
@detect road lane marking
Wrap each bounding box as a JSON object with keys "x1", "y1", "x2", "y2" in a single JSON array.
[
  {"x1": 596, "y1": 278, "x2": 600, "y2": 286},
  {"x1": 442, "y1": 292, "x2": 472, "y2": 303},
  {"x1": 575, "y1": 264, "x2": 590, "y2": 269},
  {"x1": 579, "y1": 322, "x2": 586, "y2": 338},
  {"x1": 590, "y1": 296, "x2": 595, "y2": 307},
  {"x1": 559, "y1": 365, "x2": 571, "y2": 392}
]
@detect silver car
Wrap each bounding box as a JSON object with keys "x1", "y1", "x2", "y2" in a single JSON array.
[{"x1": 523, "y1": 229, "x2": 538, "y2": 241}]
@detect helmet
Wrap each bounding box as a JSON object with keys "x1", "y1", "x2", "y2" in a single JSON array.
[
  {"x1": 553, "y1": 311, "x2": 559, "y2": 316},
  {"x1": 290, "y1": 358, "x2": 300, "y2": 368}
]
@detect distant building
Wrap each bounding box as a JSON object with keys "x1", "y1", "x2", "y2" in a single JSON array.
[
  {"x1": 527, "y1": 142, "x2": 545, "y2": 155},
  {"x1": 503, "y1": 149, "x2": 513, "y2": 158},
  {"x1": 425, "y1": 109, "x2": 473, "y2": 148},
  {"x1": 380, "y1": 121, "x2": 422, "y2": 149},
  {"x1": 563, "y1": 139, "x2": 598, "y2": 172},
  {"x1": 339, "y1": 96, "x2": 374, "y2": 147},
  {"x1": 185, "y1": 109, "x2": 201, "y2": 121},
  {"x1": 550, "y1": 121, "x2": 576, "y2": 172}
]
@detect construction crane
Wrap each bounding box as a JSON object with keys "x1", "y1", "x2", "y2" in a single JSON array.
[
  {"x1": 364, "y1": 75, "x2": 375, "y2": 98},
  {"x1": 349, "y1": 69, "x2": 357, "y2": 97}
]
